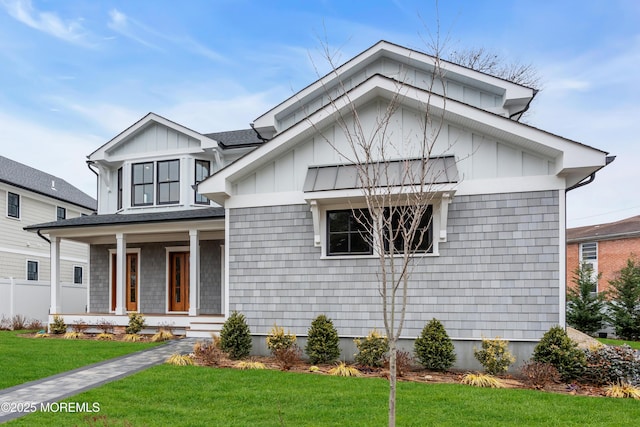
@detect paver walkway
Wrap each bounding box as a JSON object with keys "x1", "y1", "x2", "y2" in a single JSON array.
[{"x1": 0, "y1": 338, "x2": 197, "y2": 423}]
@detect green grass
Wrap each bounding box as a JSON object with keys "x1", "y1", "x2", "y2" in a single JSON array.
[
  {"x1": 597, "y1": 337, "x2": 640, "y2": 350},
  {"x1": 0, "y1": 330, "x2": 160, "y2": 389},
  {"x1": 11, "y1": 366, "x2": 640, "y2": 427}
]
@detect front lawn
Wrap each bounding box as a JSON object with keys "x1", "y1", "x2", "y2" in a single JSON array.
[
  {"x1": 597, "y1": 337, "x2": 640, "y2": 350},
  {"x1": 11, "y1": 365, "x2": 640, "y2": 426},
  {"x1": 0, "y1": 331, "x2": 160, "y2": 389}
]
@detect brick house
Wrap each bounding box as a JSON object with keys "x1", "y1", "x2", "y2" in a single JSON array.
[
  {"x1": 566, "y1": 215, "x2": 640, "y2": 294},
  {"x1": 27, "y1": 41, "x2": 611, "y2": 367}
]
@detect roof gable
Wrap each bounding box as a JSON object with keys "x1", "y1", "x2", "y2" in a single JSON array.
[
  {"x1": 89, "y1": 112, "x2": 218, "y2": 163},
  {"x1": 0, "y1": 156, "x2": 96, "y2": 210}
]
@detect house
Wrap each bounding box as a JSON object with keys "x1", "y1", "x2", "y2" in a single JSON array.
[
  {"x1": 566, "y1": 215, "x2": 640, "y2": 294},
  {"x1": 26, "y1": 41, "x2": 611, "y2": 366},
  {"x1": 0, "y1": 156, "x2": 96, "y2": 323}
]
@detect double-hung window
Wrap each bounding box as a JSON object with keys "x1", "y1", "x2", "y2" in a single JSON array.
[
  {"x1": 132, "y1": 162, "x2": 154, "y2": 206},
  {"x1": 327, "y1": 209, "x2": 372, "y2": 256},
  {"x1": 194, "y1": 160, "x2": 210, "y2": 204},
  {"x1": 27, "y1": 260, "x2": 38, "y2": 281},
  {"x1": 157, "y1": 160, "x2": 180, "y2": 204},
  {"x1": 56, "y1": 206, "x2": 66, "y2": 220},
  {"x1": 7, "y1": 192, "x2": 20, "y2": 218}
]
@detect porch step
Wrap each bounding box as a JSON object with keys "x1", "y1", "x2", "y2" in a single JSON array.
[{"x1": 185, "y1": 320, "x2": 223, "y2": 339}]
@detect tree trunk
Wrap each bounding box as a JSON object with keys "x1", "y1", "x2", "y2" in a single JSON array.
[{"x1": 388, "y1": 338, "x2": 397, "y2": 427}]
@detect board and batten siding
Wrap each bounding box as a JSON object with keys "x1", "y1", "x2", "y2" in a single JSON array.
[
  {"x1": 227, "y1": 190, "x2": 560, "y2": 340},
  {"x1": 0, "y1": 185, "x2": 90, "y2": 282},
  {"x1": 276, "y1": 56, "x2": 504, "y2": 132},
  {"x1": 234, "y1": 102, "x2": 555, "y2": 196}
]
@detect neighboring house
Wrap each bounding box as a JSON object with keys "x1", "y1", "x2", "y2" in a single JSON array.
[
  {"x1": 27, "y1": 41, "x2": 611, "y2": 367},
  {"x1": 567, "y1": 215, "x2": 640, "y2": 294},
  {"x1": 0, "y1": 156, "x2": 96, "y2": 323}
]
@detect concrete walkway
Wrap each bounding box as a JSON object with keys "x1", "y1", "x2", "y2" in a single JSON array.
[{"x1": 0, "y1": 338, "x2": 197, "y2": 423}]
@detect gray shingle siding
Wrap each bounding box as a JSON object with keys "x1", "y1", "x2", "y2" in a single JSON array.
[
  {"x1": 227, "y1": 190, "x2": 559, "y2": 340},
  {"x1": 89, "y1": 240, "x2": 223, "y2": 313}
]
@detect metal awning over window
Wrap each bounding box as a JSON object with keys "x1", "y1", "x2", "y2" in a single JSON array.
[{"x1": 303, "y1": 156, "x2": 459, "y2": 193}]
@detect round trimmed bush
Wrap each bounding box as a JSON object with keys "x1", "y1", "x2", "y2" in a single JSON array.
[
  {"x1": 220, "y1": 311, "x2": 252, "y2": 359},
  {"x1": 532, "y1": 326, "x2": 586, "y2": 381},
  {"x1": 305, "y1": 314, "x2": 340, "y2": 364}
]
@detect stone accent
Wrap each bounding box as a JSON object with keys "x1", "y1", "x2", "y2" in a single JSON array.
[{"x1": 227, "y1": 190, "x2": 560, "y2": 341}]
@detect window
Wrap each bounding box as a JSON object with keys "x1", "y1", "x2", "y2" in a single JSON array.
[
  {"x1": 157, "y1": 160, "x2": 180, "y2": 204},
  {"x1": 7, "y1": 192, "x2": 20, "y2": 218},
  {"x1": 194, "y1": 159, "x2": 210, "y2": 204},
  {"x1": 73, "y1": 266, "x2": 83, "y2": 284},
  {"x1": 117, "y1": 167, "x2": 123, "y2": 210},
  {"x1": 27, "y1": 260, "x2": 38, "y2": 281},
  {"x1": 327, "y1": 209, "x2": 372, "y2": 255},
  {"x1": 132, "y1": 162, "x2": 154, "y2": 206},
  {"x1": 56, "y1": 206, "x2": 66, "y2": 220},
  {"x1": 580, "y1": 242, "x2": 598, "y2": 292},
  {"x1": 384, "y1": 206, "x2": 433, "y2": 253}
]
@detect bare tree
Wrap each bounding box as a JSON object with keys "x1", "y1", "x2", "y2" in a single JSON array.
[
  {"x1": 447, "y1": 46, "x2": 541, "y2": 90},
  {"x1": 310, "y1": 40, "x2": 453, "y2": 427}
]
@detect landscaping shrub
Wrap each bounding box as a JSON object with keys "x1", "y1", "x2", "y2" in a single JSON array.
[
  {"x1": 583, "y1": 344, "x2": 640, "y2": 386},
  {"x1": 97, "y1": 318, "x2": 115, "y2": 334},
  {"x1": 125, "y1": 312, "x2": 146, "y2": 334},
  {"x1": 414, "y1": 318, "x2": 456, "y2": 371},
  {"x1": 273, "y1": 345, "x2": 303, "y2": 371},
  {"x1": 50, "y1": 315, "x2": 67, "y2": 334},
  {"x1": 0, "y1": 315, "x2": 10, "y2": 330},
  {"x1": 193, "y1": 336, "x2": 226, "y2": 366},
  {"x1": 532, "y1": 326, "x2": 586, "y2": 381},
  {"x1": 473, "y1": 337, "x2": 515, "y2": 375},
  {"x1": 219, "y1": 311, "x2": 252, "y2": 359},
  {"x1": 520, "y1": 361, "x2": 560, "y2": 389},
  {"x1": 25, "y1": 319, "x2": 44, "y2": 330},
  {"x1": 266, "y1": 324, "x2": 297, "y2": 354},
  {"x1": 607, "y1": 257, "x2": 640, "y2": 341},
  {"x1": 566, "y1": 263, "x2": 606, "y2": 335},
  {"x1": 383, "y1": 350, "x2": 413, "y2": 377},
  {"x1": 10, "y1": 314, "x2": 28, "y2": 330},
  {"x1": 71, "y1": 320, "x2": 89, "y2": 333},
  {"x1": 354, "y1": 330, "x2": 388, "y2": 368},
  {"x1": 305, "y1": 314, "x2": 340, "y2": 364},
  {"x1": 461, "y1": 373, "x2": 504, "y2": 388}
]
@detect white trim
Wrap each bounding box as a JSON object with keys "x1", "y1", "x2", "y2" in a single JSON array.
[
  {"x1": 455, "y1": 175, "x2": 565, "y2": 196},
  {"x1": 225, "y1": 191, "x2": 305, "y2": 208},
  {"x1": 224, "y1": 209, "x2": 230, "y2": 319},
  {"x1": 108, "y1": 247, "x2": 141, "y2": 314},
  {"x1": 0, "y1": 246, "x2": 89, "y2": 263},
  {"x1": 559, "y1": 190, "x2": 566, "y2": 328},
  {"x1": 165, "y1": 246, "x2": 190, "y2": 314}
]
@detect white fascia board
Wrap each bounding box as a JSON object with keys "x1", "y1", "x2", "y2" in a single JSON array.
[
  {"x1": 455, "y1": 175, "x2": 566, "y2": 196},
  {"x1": 252, "y1": 40, "x2": 534, "y2": 130},
  {"x1": 88, "y1": 112, "x2": 219, "y2": 162},
  {"x1": 200, "y1": 74, "x2": 606, "y2": 201}
]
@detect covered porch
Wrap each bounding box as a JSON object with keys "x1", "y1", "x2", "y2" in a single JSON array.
[{"x1": 25, "y1": 208, "x2": 228, "y2": 338}]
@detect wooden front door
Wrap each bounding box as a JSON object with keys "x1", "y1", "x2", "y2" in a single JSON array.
[
  {"x1": 111, "y1": 253, "x2": 139, "y2": 312},
  {"x1": 169, "y1": 252, "x2": 189, "y2": 312}
]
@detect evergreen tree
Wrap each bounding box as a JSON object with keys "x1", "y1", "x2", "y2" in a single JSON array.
[
  {"x1": 414, "y1": 318, "x2": 456, "y2": 371},
  {"x1": 566, "y1": 263, "x2": 606, "y2": 335},
  {"x1": 219, "y1": 311, "x2": 252, "y2": 359},
  {"x1": 608, "y1": 257, "x2": 640, "y2": 340},
  {"x1": 305, "y1": 315, "x2": 341, "y2": 364}
]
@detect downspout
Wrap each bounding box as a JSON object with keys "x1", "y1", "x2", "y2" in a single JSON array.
[
  {"x1": 86, "y1": 161, "x2": 99, "y2": 209},
  {"x1": 37, "y1": 229, "x2": 51, "y2": 244},
  {"x1": 566, "y1": 156, "x2": 616, "y2": 192},
  {"x1": 508, "y1": 89, "x2": 539, "y2": 121}
]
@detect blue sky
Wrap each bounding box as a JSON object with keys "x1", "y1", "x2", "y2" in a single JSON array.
[{"x1": 1, "y1": 0, "x2": 638, "y2": 227}]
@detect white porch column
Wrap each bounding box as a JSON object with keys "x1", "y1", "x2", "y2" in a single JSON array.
[
  {"x1": 189, "y1": 229, "x2": 200, "y2": 316},
  {"x1": 115, "y1": 233, "x2": 127, "y2": 315},
  {"x1": 50, "y1": 236, "x2": 62, "y2": 314}
]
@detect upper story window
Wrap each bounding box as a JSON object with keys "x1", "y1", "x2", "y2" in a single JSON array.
[
  {"x1": 132, "y1": 162, "x2": 154, "y2": 206},
  {"x1": 157, "y1": 160, "x2": 180, "y2": 204},
  {"x1": 580, "y1": 242, "x2": 597, "y2": 261},
  {"x1": 384, "y1": 206, "x2": 433, "y2": 254},
  {"x1": 195, "y1": 159, "x2": 210, "y2": 204},
  {"x1": 56, "y1": 206, "x2": 66, "y2": 220},
  {"x1": 7, "y1": 192, "x2": 20, "y2": 218},
  {"x1": 327, "y1": 209, "x2": 372, "y2": 256},
  {"x1": 117, "y1": 167, "x2": 123, "y2": 210},
  {"x1": 27, "y1": 260, "x2": 38, "y2": 281}
]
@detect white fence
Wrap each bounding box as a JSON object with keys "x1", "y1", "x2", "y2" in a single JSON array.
[{"x1": 0, "y1": 279, "x2": 87, "y2": 323}]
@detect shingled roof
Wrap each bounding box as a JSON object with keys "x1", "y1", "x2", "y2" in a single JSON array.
[
  {"x1": 204, "y1": 129, "x2": 264, "y2": 148},
  {"x1": 0, "y1": 156, "x2": 96, "y2": 211},
  {"x1": 567, "y1": 215, "x2": 640, "y2": 243}
]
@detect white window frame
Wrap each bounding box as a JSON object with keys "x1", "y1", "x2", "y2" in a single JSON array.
[
  {"x1": 7, "y1": 191, "x2": 20, "y2": 219},
  {"x1": 580, "y1": 241, "x2": 598, "y2": 292},
  {"x1": 26, "y1": 260, "x2": 39, "y2": 281},
  {"x1": 56, "y1": 206, "x2": 66, "y2": 220}
]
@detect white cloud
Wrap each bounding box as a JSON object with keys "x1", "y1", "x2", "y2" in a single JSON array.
[{"x1": 1, "y1": 0, "x2": 93, "y2": 47}]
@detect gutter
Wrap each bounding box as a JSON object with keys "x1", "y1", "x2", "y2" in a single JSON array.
[
  {"x1": 566, "y1": 155, "x2": 616, "y2": 192},
  {"x1": 508, "y1": 89, "x2": 539, "y2": 121}
]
